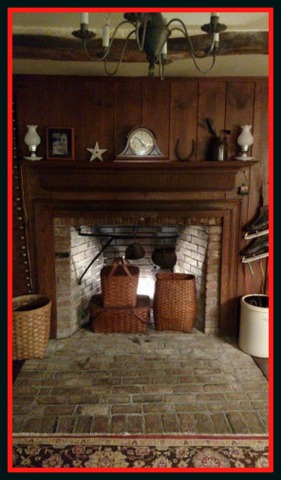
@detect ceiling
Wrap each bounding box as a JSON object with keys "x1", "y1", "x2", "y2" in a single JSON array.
[{"x1": 12, "y1": 10, "x2": 270, "y2": 77}]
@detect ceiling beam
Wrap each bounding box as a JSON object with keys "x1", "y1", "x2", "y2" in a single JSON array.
[{"x1": 13, "y1": 32, "x2": 268, "y2": 63}]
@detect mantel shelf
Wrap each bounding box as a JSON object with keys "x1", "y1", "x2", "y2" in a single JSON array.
[
  {"x1": 22, "y1": 160, "x2": 257, "y2": 171},
  {"x1": 21, "y1": 159, "x2": 257, "y2": 194}
]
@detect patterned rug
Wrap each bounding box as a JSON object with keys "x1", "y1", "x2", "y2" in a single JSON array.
[{"x1": 12, "y1": 434, "x2": 270, "y2": 472}]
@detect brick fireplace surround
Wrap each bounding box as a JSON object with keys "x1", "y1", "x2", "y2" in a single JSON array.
[
  {"x1": 21, "y1": 160, "x2": 254, "y2": 338},
  {"x1": 54, "y1": 220, "x2": 222, "y2": 338}
]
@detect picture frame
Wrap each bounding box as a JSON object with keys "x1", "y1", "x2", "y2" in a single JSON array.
[{"x1": 46, "y1": 127, "x2": 75, "y2": 160}]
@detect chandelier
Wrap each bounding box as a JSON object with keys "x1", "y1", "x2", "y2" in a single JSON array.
[{"x1": 72, "y1": 12, "x2": 227, "y2": 78}]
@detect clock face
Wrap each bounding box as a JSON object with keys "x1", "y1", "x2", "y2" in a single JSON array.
[
  {"x1": 116, "y1": 126, "x2": 164, "y2": 161},
  {"x1": 128, "y1": 128, "x2": 154, "y2": 156}
]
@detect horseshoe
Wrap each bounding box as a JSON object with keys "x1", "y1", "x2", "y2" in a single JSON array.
[{"x1": 175, "y1": 139, "x2": 196, "y2": 161}]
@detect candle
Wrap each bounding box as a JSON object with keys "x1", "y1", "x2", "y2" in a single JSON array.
[
  {"x1": 102, "y1": 24, "x2": 110, "y2": 48},
  {"x1": 81, "y1": 12, "x2": 89, "y2": 24},
  {"x1": 161, "y1": 42, "x2": 167, "y2": 55}
]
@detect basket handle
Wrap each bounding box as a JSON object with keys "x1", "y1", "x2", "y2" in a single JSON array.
[{"x1": 108, "y1": 256, "x2": 133, "y2": 280}]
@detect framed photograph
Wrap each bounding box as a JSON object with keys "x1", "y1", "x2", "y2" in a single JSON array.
[{"x1": 46, "y1": 127, "x2": 75, "y2": 160}]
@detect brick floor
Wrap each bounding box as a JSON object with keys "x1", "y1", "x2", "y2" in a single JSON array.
[{"x1": 13, "y1": 327, "x2": 269, "y2": 434}]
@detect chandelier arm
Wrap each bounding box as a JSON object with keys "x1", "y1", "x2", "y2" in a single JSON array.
[
  {"x1": 135, "y1": 17, "x2": 149, "y2": 51},
  {"x1": 81, "y1": 21, "x2": 136, "y2": 67},
  {"x1": 190, "y1": 50, "x2": 217, "y2": 74},
  {"x1": 158, "y1": 54, "x2": 165, "y2": 81},
  {"x1": 167, "y1": 22, "x2": 217, "y2": 74},
  {"x1": 82, "y1": 40, "x2": 97, "y2": 62},
  {"x1": 103, "y1": 29, "x2": 136, "y2": 76},
  {"x1": 168, "y1": 19, "x2": 216, "y2": 58},
  {"x1": 100, "y1": 19, "x2": 135, "y2": 61}
]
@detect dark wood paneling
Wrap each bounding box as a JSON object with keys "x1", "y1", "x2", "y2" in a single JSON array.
[
  {"x1": 54, "y1": 78, "x2": 89, "y2": 162},
  {"x1": 169, "y1": 80, "x2": 198, "y2": 161},
  {"x1": 34, "y1": 202, "x2": 57, "y2": 338},
  {"x1": 197, "y1": 81, "x2": 227, "y2": 161},
  {"x1": 252, "y1": 81, "x2": 269, "y2": 207},
  {"x1": 234, "y1": 81, "x2": 268, "y2": 298},
  {"x1": 14, "y1": 75, "x2": 267, "y2": 167},
  {"x1": 141, "y1": 80, "x2": 170, "y2": 157},
  {"x1": 15, "y1": 76, "x2": 60, "y2": 160},
  {"x1": 225, "y1": 81, "x2": 255, "y2": 159},
  {"x1": 224, "y1": 81, "x2": 261, "y2": 307},
  {"x1": 113, "y1": 79, "x2": 142, "y2": 157},
  {"x1": 81, "y1": 79, "x2": 114, "y2": 162}
]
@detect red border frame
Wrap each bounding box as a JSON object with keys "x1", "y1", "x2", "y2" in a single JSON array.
[{"x1": 7, "y1": 6, "x2": 274, "y2": 474}]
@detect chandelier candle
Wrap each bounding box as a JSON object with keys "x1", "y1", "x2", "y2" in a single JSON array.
[{"x1": 81, "y1": 12, "x2": 89, "y2": 25}]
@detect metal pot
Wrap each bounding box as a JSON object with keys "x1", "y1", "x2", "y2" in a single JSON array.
[
  {"x1": 151, "y1": 247, "x2": 177, "y2": 269},
  {"x1": 125, "y1": 242, "x2": 146, "y2": 260}
]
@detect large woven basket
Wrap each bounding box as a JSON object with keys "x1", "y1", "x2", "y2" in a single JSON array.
[
  {"x1": 13, "y1": 294, "x2": 51, "y2": 360},
  {"x1": 89, "y1": 294, "x2": 150, "y2": 333},
  {"x1": 101, "y1": 257, "x2": 139, "y2": 307},
  {"x1": 153, "y1": 273, "x2": 197, "y2": 332}
]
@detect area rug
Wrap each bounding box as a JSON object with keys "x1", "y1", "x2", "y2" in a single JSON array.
[{"x1": 11, "y1": 434, "x2": 270, "y2": 472}]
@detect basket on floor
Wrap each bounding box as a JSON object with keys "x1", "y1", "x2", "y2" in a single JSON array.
[
  {"x1": 100, "y1": 256, "x2": 139, "y2": 307},
  {"x1": 153, "y1": 273, "x2": 197, "y2": 332},
  {"x1": 89, "y1": 294, "x2": 150, "y2": 333},
  {"x1": 13, "y1": 294, "x2": 51, "y2": 360}
]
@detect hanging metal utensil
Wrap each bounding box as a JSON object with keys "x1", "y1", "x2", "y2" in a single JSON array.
[
  {"x1": 152, "y1": 246, "x2": 177, "y2": 270},
  {"x1": 125, "y1": 227, "x2": 146, "y2": 260}
]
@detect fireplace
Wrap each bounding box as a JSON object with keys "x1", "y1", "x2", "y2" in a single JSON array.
[
  {"x1": 54, "y1": 219, "x2": 222, "y2": 338},
  {"x1": 21, "y1": 160, "x2": 254, "y2": 337}
]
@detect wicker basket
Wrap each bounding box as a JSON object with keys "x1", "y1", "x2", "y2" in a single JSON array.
[
  {"x1": 89, "y1": 294, "x2": 150, "y2": 333},
  {"x1": 101, "y1": 257, "x2": 139, "y2": 307},
  {"x1": 153, "y1": 273, "x2": 197, "y2": 332},
  {"x1": 13, "y1": 294, "x2": 51, "y2": 360}
]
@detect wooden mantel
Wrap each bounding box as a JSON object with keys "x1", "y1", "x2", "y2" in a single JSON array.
[
  {"x1": 22, "y1": 160, "x2": 255, "y2": 194},
  {"x1": 20, "y1": 159, "x2": 256, "y2": 337}
]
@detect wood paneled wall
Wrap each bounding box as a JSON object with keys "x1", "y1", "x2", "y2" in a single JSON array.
[
  {"x1": 13, "y1": 76, "x2": 267, "y2": 164},
  {"x1": 13, "y1": 75, "x2": 269, "y2": 299}
]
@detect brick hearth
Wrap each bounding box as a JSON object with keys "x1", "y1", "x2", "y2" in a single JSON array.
[{"x1": 13, "y1": 329, "x2": 268, "y2": 435}]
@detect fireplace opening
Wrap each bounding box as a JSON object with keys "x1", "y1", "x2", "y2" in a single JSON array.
[{"x1": 54, "y1": 217, "x2": 222, "y2": 339}]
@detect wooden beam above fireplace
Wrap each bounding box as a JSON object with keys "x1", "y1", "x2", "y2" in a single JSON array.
[{"x1": 22, "y1": 160, "x2": 256, "y2": 195}]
